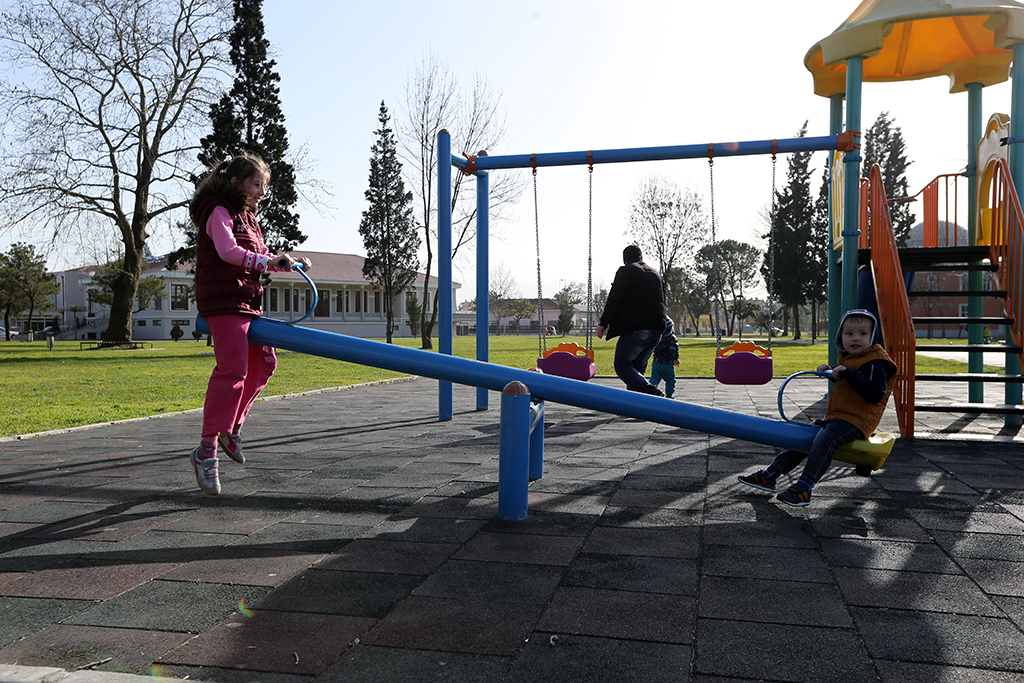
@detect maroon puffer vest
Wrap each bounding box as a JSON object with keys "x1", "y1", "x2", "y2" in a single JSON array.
[{"x1": 194, "y1": 197, "x2": 266, "y2": 318}]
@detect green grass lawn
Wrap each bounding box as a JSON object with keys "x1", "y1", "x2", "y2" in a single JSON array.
[{"x1": 0, "y1": 334, "x2": 995, "y2": 438}]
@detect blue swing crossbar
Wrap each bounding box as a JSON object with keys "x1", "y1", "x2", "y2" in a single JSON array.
[{"x1": 777, "y1": 371, "x2": 896, "y2": 471}]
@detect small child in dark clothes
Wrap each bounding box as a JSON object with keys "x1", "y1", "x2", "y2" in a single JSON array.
[
  {"x1": 737, "y1": 309, "x2": 897, "y2": 507},
  {"x1": 649, "y1": 317, "x2": 680, "y2": 398}
]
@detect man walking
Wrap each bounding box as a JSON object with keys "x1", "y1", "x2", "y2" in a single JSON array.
[{"x1": 596, "y1": 244, "x2": 667, "y2": 396}]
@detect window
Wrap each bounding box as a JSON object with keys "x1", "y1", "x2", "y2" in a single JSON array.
[
  {"x1": 315, "y1": 289, "x2": 330, "y2": 317},
  {"x1": 152, "y1": 320, "x2": 162, "y2": 326},
  {"x1": 269, "y1": 288, "x2": 278, "y2": 312},
  {"x1": 345, "y1": 290, "x2": 350, "y2": 313},
  {"x1": 305, "y1": 288, "x2": 314, "y2": 314},
  {"x1": 284, "y1": 288, "x2": 290, "y2": 312},
  {"x1": 336, "y1": 290, "x2": 344, "y2": 314},
  {"x1": 154, "y1": 294, "x2": 162, "y2": 311},
  {"x1": 374, "y1": 291, "x2": 381, "y2": 313},
  {"x1": 293, "y1": 289, "x2": 299, "y2": 312},
  {"x1": 171, "y1": 284, "x2": 189, "y2": 311},
  {"x1": 363, "y1": 291, "x2": 369, "y2": 313},
  {"x1": 172, "y1": 319, "x2": 191, "y2": 327},
  {"x1": 137, "y1": 320, "x2": 146, "y2": 326},
  {"x1": 355, "y1": 289, "x2": 362, "y2": 313}
]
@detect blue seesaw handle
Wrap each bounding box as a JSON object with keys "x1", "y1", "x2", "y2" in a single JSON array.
[
  {"x1": 276, "y1": 260, "x2": 317, "y2": 325},
  {"x1": 777, "y1": 370, "x2": 834, "y2": 423}
]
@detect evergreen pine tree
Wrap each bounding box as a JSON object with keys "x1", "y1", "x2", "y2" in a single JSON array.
[
  {"x1": 863, "y1": 111, "x2": 914, "y2": 246},
  {"x1": 359, "y1": 102, "x2": 421, "y2": 343},
  {"x1": 170, "y1": 0, "x2": 303, "y2": 267},
  {"x1": 766, "y1": 121, "x2": 815, "y2": 340}
]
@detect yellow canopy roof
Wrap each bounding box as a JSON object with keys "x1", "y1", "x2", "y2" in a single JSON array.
[{"x1": 805, "y1": 0, "x2": 1024, "y2": 96}]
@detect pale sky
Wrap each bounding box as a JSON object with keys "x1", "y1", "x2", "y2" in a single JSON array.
[{"x1": 4, "y1": 0, "x2": 1017, "y2": 304}]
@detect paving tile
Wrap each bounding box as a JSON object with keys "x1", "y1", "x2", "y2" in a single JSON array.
[
  {"x1": 852, "y1": 607, "x2": 1024, "y2": 671},
  {"x1": 833, "y1": 567, "x2": 1001, "y2": 615},
  {"x1": 360, "y1": 595, "x2": 542, "y2": 656},
  {"x1": 932, "y1": 530, "x2": 1024, "y2": 562},
  {"x1": 535, "y1": 586, "x2": 694, "y2": 643},
  {"x1": 693, "y1": 619, "x2": 876, "y2": 683},
  {"x1": 563, "y1": 553, "x2": 697, "y2": 595},
  {"x1": 0, "y1": 624, "x2": 189, "y2": 673},
  {"x1": 414, "y1": 559, "x2": 564, "y2": 605},
  {"x1": 958, "y1": 558, "x2": 1024, "y2": 597},
  {"x1": 0, "y1": 597, "x2": 91, "y2": 650},
  {"x1": 453, "y1": 531, "x2": 584, "y2": 566},
  {"x1": 698, "y1": 575, "x2": 852, "y2": 627},
  {"x1": 820, "y1": 537, "x2": 961, "y2": 573},
  {"x1": 160, "y1": 609, "x2": 375, "y2": 675},
  {"x1": 0, "y1": 558, "x2": 178, "y2": 600},
  {"x1": 159, "y1": 546, "x2": 324, "y2": 587},
  {"x1": 255, "y1": 568, "x2": 422, "y2": 618},
  {"x1": 875, "y1": 660, "x2": 1024, "y2": 683},
  {"x1": 363, "y1": 516, "x2": 485, "y2": 544},
  {"x1": 314, "y1": 539, "x2": 458, "y2": 575},
  {"x1": 227, "y1": 521, "x2": 366, "y2": 554},
  {"x1": 581, "y1": 525, "x2": 699, "y2": 559},
  {"x1": 701, "y1": 544, "x2": 833, "y2": 583},
  {"x1": 63, "y1": 580, "x2": 270, "y2": 633},
  {"x1": 504, "y1": 633, "x2": 690, "y2": 683},
  {"x1": 317, "y1": 644, "x2": 510, "y2": 683},
  {"x1": 907, "y1": 509, "x2": 1024, "y2": 535}
]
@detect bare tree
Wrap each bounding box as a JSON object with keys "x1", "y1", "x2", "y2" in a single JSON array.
[
  {"x1": 487, "y1": 263, "x2": 518, "y2": 335},
  {"x1": 397, "y1": 52, "x2": 526, "y2": 348},
  {"x1": 0, "y1": 0, "x2": 231, "y2": 342},
  {"x1": 626, "y1": 175, "x2": 706, "y2": 282}
]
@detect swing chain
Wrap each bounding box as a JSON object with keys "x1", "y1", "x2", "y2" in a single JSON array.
[
  {"x1": 709, "y1": 155, "x2": 722, "y2": 354},
  {"x1": 533, "y1": 167, "x2": 546, "y2": 356},
  {"x1": 768, "y1": 153, "x2": 777, "y2": 353},
  {"x1": 586, "y1": 164, "x2": 594, "y2": 351}
]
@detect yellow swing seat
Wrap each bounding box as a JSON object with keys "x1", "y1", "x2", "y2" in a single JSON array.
[{"x1": 833, "y1": 432, "x2": 897, "y2": 471}]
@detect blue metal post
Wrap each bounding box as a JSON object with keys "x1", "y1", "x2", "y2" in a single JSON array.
[
  {"x1": 1006, "y1": 44, "x2": 1024, "y2": 422},
  {"x1": 829, "y1": 93, "x2": 845, "y2": 369},
  {"x1": 476, "y1": 170, "x2": 490, "y2": 411},
  {"x1": 438, "y1": 130, "x2": 453, "y2": 421},
  {"x1": 842, "y1": 57, "x2": 863, "y2": 314},
  {"x1": 498, "y1": 383, "x2": 531, "y2": 520},
  {"x1": 967, "y1": 83, "x2": 984, "y2": 403},
  {"x1": 529, "y1": 400, "x2": 544, "y2": 481}
]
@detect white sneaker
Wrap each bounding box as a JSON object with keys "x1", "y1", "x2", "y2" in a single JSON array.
[
  {"x1": 218, "y1": 431, "x2": 244, "y2": 464},
  {"x1": 191, "y1": 446, "x2": 221, "y2": 496}
]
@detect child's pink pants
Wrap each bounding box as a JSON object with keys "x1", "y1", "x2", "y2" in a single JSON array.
[{"x1": 202, "y1": 314, "x2": 277, "y2": 437}]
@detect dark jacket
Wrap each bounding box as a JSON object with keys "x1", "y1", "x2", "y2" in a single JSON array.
[
  {"x1": 193, "y1": 196, "x2": 266, "y2": 318},
  {"x1": 599, "y1": 260, "x2": 667, "y2": 340}
]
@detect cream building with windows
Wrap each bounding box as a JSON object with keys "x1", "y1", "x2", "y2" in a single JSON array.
[{"x1": 52, "y1": 251, "x2": 458, "y2": 341}]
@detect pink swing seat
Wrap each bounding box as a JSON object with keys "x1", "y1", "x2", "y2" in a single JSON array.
[
  {"x1": 715, "y1": 340, "x2": 773, "y2": 385},
  {"x1": 535, "y1": 342, "x2": 597, "y2": 381}
]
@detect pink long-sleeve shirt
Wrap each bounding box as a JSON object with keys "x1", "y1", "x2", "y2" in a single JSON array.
[{"x1": 206, "y1": 205, "x2": 287, "y2": 272}]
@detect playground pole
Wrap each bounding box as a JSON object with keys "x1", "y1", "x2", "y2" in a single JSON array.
[
  {"x1": 841, "y1": 57, "x2": 863, "y2": 315},
  {"x1": 476, "y1": 169, "x2": 490, "y2": 411},
  {"x1": 829, "y1": 93, "x2": 845, "y2": 369},
  {"x1": 1006, "y1": 45, "x2": 1024, "y2": 422},
  {"x1": 967, "y1": 83, "x2": 984, "y2": 403},
  {"x1": 438, "y1": 130, "x2": 453, "y2": 421}
]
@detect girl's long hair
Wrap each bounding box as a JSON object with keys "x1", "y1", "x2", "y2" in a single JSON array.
[{"x1": 189, "y1": 155, "x2": 271, "y2": 226}]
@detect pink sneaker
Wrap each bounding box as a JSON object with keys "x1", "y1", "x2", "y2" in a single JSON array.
[
  {"x1": 191, "y1": 445, "x2": 220, "y2": 496},
  {"x1": 218, "y1": 432, "x2": 244, "y2": 464}
]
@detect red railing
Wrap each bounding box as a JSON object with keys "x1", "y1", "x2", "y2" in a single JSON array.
[
  {"x1": 867, "y1": 165, "x2": 917, "y2": 438},
  {"x1": 864, "y1": 173, "x2": 965, "y2": 249},
  {"x1": 988, "y1": 159, "x2": 1024, "y2": 366}
]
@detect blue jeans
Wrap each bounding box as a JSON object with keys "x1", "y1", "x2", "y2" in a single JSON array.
[
  {"x1": 614, "y1": 329, "x2": 660, "y2": 392},
  {"x1": 650, "y1": 362, "x2": 676, "y2": 397},
  {"x1": 769, "y1": 419, "x2": 863, "y2": 486}
]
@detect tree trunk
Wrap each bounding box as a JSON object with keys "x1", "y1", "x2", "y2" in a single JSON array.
[
  {"x1": 791, "y1": 303, "x2": 802, "y2": 341},
  {"x1": 106, "y1": 245, "x2": 144, "y2": 342},
  {"x1": 419, "y1": 231, "x2": 434, "y2": 349}
]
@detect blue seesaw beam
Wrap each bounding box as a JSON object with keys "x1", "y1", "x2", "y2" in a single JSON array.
[{"x1": 198, "y1": 315, "x2": 819, "y2": 452}]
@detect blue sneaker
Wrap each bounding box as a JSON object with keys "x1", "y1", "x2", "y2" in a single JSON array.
[
  {"x1": 777, "y1": 485, "x2": 811, "y2": 507},
  {"x1": 738, "y1": 471, "x2": 776, "y2": 494}
]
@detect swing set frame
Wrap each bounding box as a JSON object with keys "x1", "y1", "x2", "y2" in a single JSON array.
[{"x1": 439, "y1": 129, "x2": 857, "y2": 416}]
